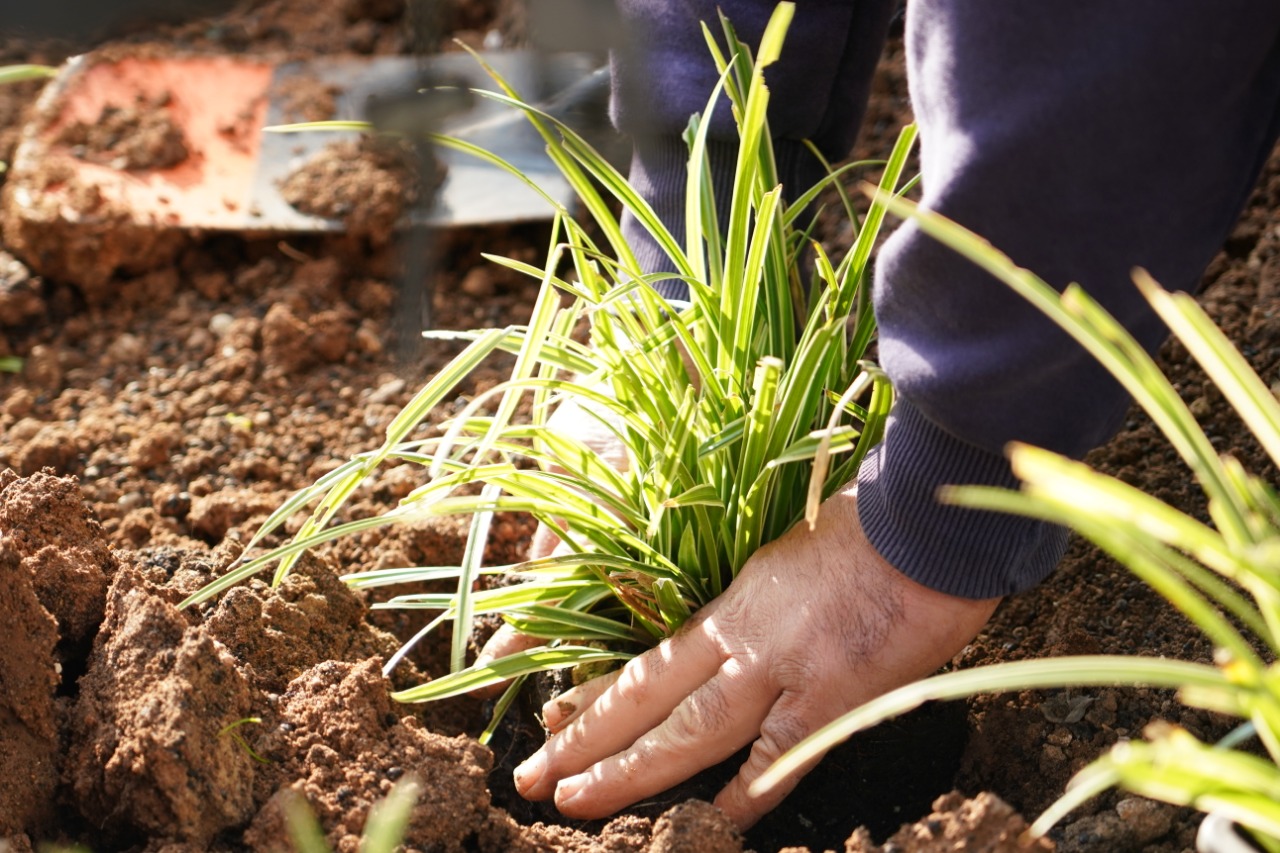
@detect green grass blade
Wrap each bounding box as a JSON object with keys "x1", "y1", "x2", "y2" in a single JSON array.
[
  {"x1": 361, "y1": 777, "x2": 421, "y2": 853},
  {"x1": 478, "y1": 675, "x2": 527, "y2": 746},
  {"x1": 341, "y1": 564, "x2": 511, "y2": 589},
  {"x1": 1139, "y1": 271, "x2": 1280, "y2": 474},
  {"x1": 753, "y1": 656, "x2": 1227, "y2": 796},
  {"x1": 450, "y1": 483, "x2": 499, "y2": 673},
  {"x1": 653, "y1": 577, "x2": 693, "y2": 634},
  {"x1": 834, "y1": 124, "x2": 917, "y2": 318},
  {"x1": 0, "y1": 64, "x2": 55, "y2": 85},
  {"x1": 392, "y1": 646, "x2": 633, "y2": 702},
  {"x1": 732, "y1": 357, "x2": 782, "y2": 571},
  {"x1": 272, "y1": 327, "x2": 512, "y2": 584},
  {"x1": 502, "y1": 603, "x2": 646, "y2": 642}
]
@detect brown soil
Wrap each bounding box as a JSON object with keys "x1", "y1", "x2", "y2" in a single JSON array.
[
  {"x1": 0, "y1": 4, "x2": 1273, "y2": 853},
  {"x1": 55, "y1": 92, "x2": 190, "y2": 171},
  {"x1": 275, "y1": 75, "x2": 342, "y2": 123},
  {"x1": 279, "y1": 136, "x2": 433, "y2": 238}
]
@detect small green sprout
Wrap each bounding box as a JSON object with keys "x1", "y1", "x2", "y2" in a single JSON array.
[
  {"x1": 217, "y1": 716, "x2": 271, "y2": 765},
  {"x1": 283, "y1": 776, "x2": 421, "y2": 853},
  {"x1": 224, "y1": 412, "x2": 254, "y2": 432},
  {"x1": 0, "y1": 64, "x2": 55, "y2": 86}
]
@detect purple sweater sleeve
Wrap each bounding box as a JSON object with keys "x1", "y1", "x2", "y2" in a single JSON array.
[
  {"x1": 612, "y1": 0, "x2": 1280, "y2": 599},
  {"x1": 859, "y1": 0, "x2": 1280, "y2": 597}
]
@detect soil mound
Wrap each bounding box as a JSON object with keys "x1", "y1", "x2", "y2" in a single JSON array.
[
  {"x1": 67, "y1": 566, "x2": 256, "y2": 844},
  {"x1": 0, "y1": 538, "x2": 59, "y2": 837}
]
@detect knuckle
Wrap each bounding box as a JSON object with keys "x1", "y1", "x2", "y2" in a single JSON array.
[
  {"x1": 612, "y1": 654, "x2": 661, "y2": 707},
  {"x1": 667, "y1": 686, "x2": 730, "y2": 746},
  {"x1": 755, "y1": 712, "x2": 810, "y2": 761}
]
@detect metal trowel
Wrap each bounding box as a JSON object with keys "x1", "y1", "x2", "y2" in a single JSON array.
[{"x1": 6, "y1": 49, "x2": 599, "y2": 231}]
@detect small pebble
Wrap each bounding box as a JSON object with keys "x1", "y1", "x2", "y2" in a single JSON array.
[
  {"x1": 1115, "y1": 797, "x2": 1174, "y2": 844},
  {"x1": 460, "y1": 267, "x2": 496, "y2": 298},
  {"x1": 369, "y1": 378, "x2": 406, "y2": 404},
  {"x1": 209, "y1": 313, "x2": 235, "y2": 337}
]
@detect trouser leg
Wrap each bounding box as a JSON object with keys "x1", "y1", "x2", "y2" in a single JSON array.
[{"x1": 611, "y1": 0, "x2": 897, "y2": 290}]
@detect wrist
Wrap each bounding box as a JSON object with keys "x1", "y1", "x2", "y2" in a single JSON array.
[{"x1": 856, "y1": 398, "x2": 1069, "y2": 599}]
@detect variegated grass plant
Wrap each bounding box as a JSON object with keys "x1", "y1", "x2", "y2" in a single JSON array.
[
  {"x1": 182, "y1": 3, "x2": 914, "y2": 720},
  {"x1": 755, "y1": 196, "x2": 1280, "y2": 851}
]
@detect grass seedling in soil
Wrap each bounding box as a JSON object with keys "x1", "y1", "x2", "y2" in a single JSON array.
[
  {"x1": 756, "y1": 194, "x2": 1280, "y2": 853},
  {"x1": 217, "y1": 716, "x2": 271, "y2": 765},
  {"x1": 0, "y1": 64, "x2": 54, "y2": 175},
  {"x1": 284, "y1": 776, "x2": 421, "y2": 853},
  {"x1": 184, "y1": 3, "x2": 914, "y2": 718},
  {"x1": 0, "y1": 65, "x2": 55, "y2": 85}
]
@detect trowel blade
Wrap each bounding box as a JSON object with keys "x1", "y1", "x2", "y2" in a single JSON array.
[{"x1": 4, "y1": 50, "x2": 595, "y2": 236}]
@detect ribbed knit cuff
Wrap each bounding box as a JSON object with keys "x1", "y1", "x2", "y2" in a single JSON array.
[{"x1": 856, "y1": 398, "x2": 1069, "y2": 599}]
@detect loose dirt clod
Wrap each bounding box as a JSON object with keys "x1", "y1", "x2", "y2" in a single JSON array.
[
  {"x1": 204, "y1": 552, "x2": 404, "y2": 693},
  {"x1": 0, "y1": 538, "x2": 59, "y2": 837},
  {"x1": 279, "y1": 136, "x2": 431, "y2": 239},
  {"x1": 649, "y1": 801, "x2": 743, "y2": 853},
  {"x1": 245, "y1": 658, "x2": 495, "y2": 853},
  {"x1": 55, "y1": 93, "x2": 190, "y2": 171},
  {"x1": 67, "y1": 567, "x2": 256, "y2": 845},
  {"x1": 845, "y1": 792, "x2": 1054, "y2": 853},
  {"x1": 0, "y1": 470, "x2": 115, "y2": 649}
]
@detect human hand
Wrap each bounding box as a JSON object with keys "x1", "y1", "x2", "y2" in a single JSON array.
[
  {"x1": 472, "y1": 391, "x2": 632, "y2": 691},
  {"x1": 508, "y1": 482, "x2": 1000, "y2": 829}
]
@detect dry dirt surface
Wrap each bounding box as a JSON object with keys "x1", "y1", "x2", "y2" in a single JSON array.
[{"x1": 1, "y1": 3, "x2": 1276, "y2": 852}]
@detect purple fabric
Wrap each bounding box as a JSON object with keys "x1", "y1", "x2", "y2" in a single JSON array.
[
  {"x1": 861, "y1": 0, "x2": 1280, "y2": 597},
  {"x1": 613, "y1": 1, "x2": 895, "y2": 292},
  {"x1": 612, "y1": 0, "x2": 1280, "y2": 598},
  {"x1": 611, "y1": 1, "x2": 892, "y2": 153}
]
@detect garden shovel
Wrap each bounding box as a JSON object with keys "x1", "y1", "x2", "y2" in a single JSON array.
[{"x1": 3, "y1": 48, "x2": 601, "y2": 235}]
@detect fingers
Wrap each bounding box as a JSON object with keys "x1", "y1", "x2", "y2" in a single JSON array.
[
  {"x1": 469, "y1": 623, "x2": 545, "y2": 699},
  {"x1": 551, "y1": 671, "x2": 777, "y2": 820},
  {"x1": 541, "y1": 668, "x2": 621, "y2": 734},
  {"x1": 712, "y1": 691, "x2": 831, "y2": 829},
  {"x1": 528, "y1": 522, "x2": 563, "y2": 561},
  {"x1": 514, "y1": 628, "x2": 725, "y2": 802}
]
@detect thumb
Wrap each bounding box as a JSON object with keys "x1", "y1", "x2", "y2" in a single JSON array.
[{"x1": 470, "y1": 623, "x2": 545, "y2": 699}]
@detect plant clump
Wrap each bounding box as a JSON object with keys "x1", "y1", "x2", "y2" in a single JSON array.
[{"x1": 189, "y1": 3, "x2": 912, "y2": 717}]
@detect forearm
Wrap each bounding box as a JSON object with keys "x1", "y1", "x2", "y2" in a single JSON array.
[{"x1": 859, "y1": 0, "x2": 1280, "y2": 598}]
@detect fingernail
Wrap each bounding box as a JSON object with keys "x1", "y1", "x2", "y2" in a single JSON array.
[
  {"x1": 555, "y1": 773, "x2": 586, "y2": 806},
  {"x1": 542, "y1": 698, "x2": 575, "y2": 730},
  {"x1": 513, "y1": 750, "x2": 546, "y2": 793}
]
